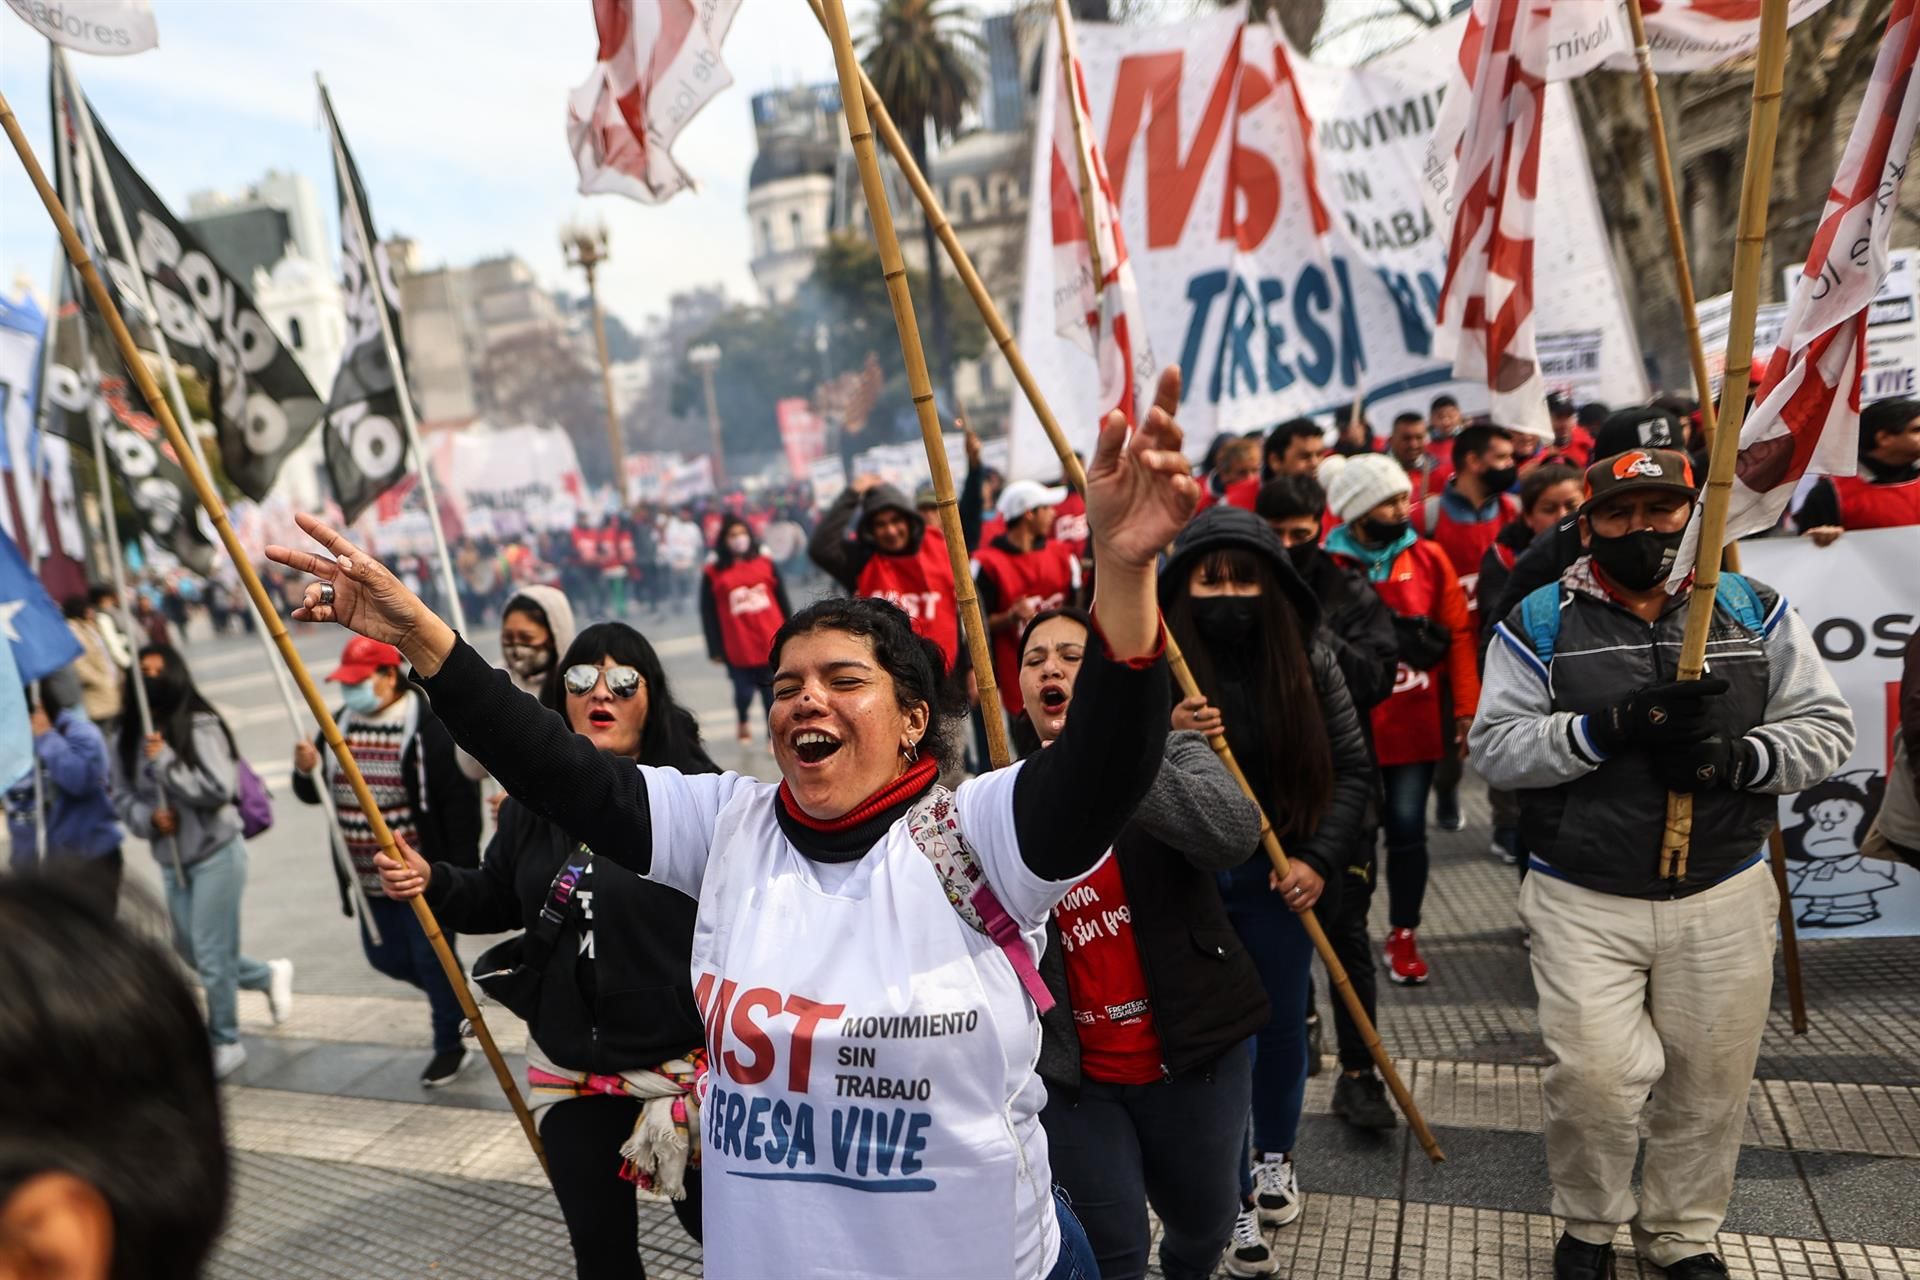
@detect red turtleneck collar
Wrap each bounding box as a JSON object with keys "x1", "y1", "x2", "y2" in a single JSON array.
[{"x1": 778, "y1": 756, "x2": 939, "y2": 832}]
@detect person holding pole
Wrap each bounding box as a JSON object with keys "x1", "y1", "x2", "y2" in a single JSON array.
[
  {"x1": 291, "y1": 636, "x2": 482, "y2": 1088},
  {"x1": 112, "y1": 646, "x2": 293, "y2": 1079},
  {"x1": 1469, "y1": 448, "x2": 1853, "y2": 1280},
  {"x1": 268, "y1": 371, "x2": 1194, "y2": 1280},
  {"x1": 5, "y1": 679, "x2": 123, "y2": 916}
]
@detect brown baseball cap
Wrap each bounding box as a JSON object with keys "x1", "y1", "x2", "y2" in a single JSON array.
[{"x1": 1581, "y1": 448, "x2": 1697, "y2": 514}]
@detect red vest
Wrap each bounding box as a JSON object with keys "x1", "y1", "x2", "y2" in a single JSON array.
[
  {"x1": 704, "y1": 557, "x2": 785, "y2": 669},
  {"x1": 974, "y1": 540, "x2": 1080, "y2": 714},
  {"x1": 1050, "y1": 492, "x2": 1090, "y2": 559},
  {"x1": 1422, "y1": 490, "x2": 1519, "y2": 618},
  {"x1": 1832, "y1": 473, "x2": 1920, "y2": 529},
  {"x1": 858, "y1": 529, "x2": 961, "y2": 671}
]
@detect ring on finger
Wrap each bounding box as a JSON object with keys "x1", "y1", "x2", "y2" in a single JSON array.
[{"x1": 318, "y1": 583, "x2": 336, "y2": 605}]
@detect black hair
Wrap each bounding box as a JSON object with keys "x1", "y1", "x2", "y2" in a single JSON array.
[
  {"x1": 1161, "y1": 547, "x2": 1331, "y2": 839},
  {"x1": 1861, "y1": 398, "x2": 1920, "y2": 458},
  {"x1": 0, "y1": 876, "x2": 229, "y2": 1279},
  {"x1": 61, "y1": 595, "x2": 89, "y2": 621},
  {"x1": 1391, "y1": 411, "x2": 1424, "y2": 432},
  {"x1": 116, "y1": 646, "x2": 237, "y2": 785},
  {"x1": 1255, "y1": 474, "x2": 1327, "y2": 523},
  {"x1": 541, "y1": 622, "x2": 718, "y2": 775},
  {"x1": 1018, "y1": 605, "x2": 1094, "y2": 660},
  {"x1": 1429, "y1": 394, "x2": 1459, "y2": 414},
  {"x1": 1264, "y1": 418, "x2": 1324, "y2": 466},
  {"x1": 769, "y1": 597, "x2": 965, "y2": 769},
  {"x1": 1518, "y1": 464, "x2": 1583, "y2": 513},
  {"x1": 87, "y1": 584, "x2": 115, "y2": 609},
  {"x1": 1576, "y1": 401, "x2": 1610, "y2": 429},
  {"x1": 711, "y1": 514, "x2": 759, "y2": 569},
  {"x1": 1451, "y1": 423, "x2": 1511, "y2": 469},
  {"x1": 501, "y1": 594, "x2": 553, "y2": 635}
]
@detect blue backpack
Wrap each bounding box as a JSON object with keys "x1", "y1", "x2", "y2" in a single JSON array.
[{"x1": 1516, "y1": 573, "x2": 1766, "y2": 666}]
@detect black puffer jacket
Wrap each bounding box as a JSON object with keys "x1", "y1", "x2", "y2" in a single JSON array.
[
  {"x1": 423, "y1": 797, "x2": 703, "y2": 1073},
  {"x1": 1038, "y1": 732, "x2": 1270, "y2": 1093}
]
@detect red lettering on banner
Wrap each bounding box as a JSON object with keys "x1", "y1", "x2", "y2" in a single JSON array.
[
  {"x1": 1222, "y1": 63, "x2": 1277, "y2": 249},
  {"x1": 726, "y1": 988, "x2": 783, "y2": 1085},
  {"x1": 1105, "y1": 43, "x2": 1240, "y2": 249}
]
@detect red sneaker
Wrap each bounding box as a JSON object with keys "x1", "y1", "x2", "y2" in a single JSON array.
[{"x1": 1384, "y1": 928, "x2": 1430, "y2": 985}]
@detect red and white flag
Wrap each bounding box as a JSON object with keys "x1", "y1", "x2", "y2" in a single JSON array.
[
  {"x1": 1049, "y1": 10, "x2": 1154, "y2": 426},
  {"x1": 1674, "y1": 0, "x2": 1920, "y2": 581},
  {"x1": 566, "y1": 0, "x2": 740, "y2": 205}
]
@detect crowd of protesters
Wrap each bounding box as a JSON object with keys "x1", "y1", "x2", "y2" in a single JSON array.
[{"x1": 7, "y1": 378, "x2": 1912, "y2": 1280}]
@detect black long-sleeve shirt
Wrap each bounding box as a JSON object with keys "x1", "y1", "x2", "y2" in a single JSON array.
[{"x1": 415, "y1": 629, "x2": 1169, "y2": 885}]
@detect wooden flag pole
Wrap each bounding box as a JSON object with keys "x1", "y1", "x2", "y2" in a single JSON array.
[
  {"x1": 809, "y1": 0, "x2": 1440, "y2": 1160},
  {"x1": 1659, "y1": 0, "x2": 1790, "y2": 884},
  {"x1": 1623, "y1": 0, "x2": 1807, "y2": 1033},
  {"x1": 817, "y1": 0, "x2": 1011, "y2": 770},
  {"x1": 0, "y1": 89, "x2": 549, "y2": 1178}
]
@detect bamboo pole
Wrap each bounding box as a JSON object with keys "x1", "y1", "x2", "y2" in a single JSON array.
[
  {"x1": 1659, "y1": 0, "x2": 1789, "y2": 883},
  {"x1": 817, "y1": 0, "x2": 1011, "y2": 769},
  {"x1": 0, "y1": 89, "x2": 547, "y2": 1177},
  {"x1": 809, "y1": 0, "x2": 1441, "y2": 1159},
  {"x1": 1623, "y1": 0, "x2": 1807, "y2": 1032}
]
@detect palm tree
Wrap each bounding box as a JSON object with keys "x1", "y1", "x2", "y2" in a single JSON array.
[{"x1": 861, "y1": 0, "x2": 981, "y2": 417}]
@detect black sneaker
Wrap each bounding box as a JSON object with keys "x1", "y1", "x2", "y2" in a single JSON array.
[
  {"x1": 1664, "y1": 1256, "x2": 1729, "y2": 1278},
  {"x1": 1435, "y1": 790, "x2": 1464, "y2": 832},
  {"x1": 1331, "y1": 1072, "x2": 1398, "y2": 1131},
  {"x1": 1304, "y1": 1011, "x2": 1323, "y2": 1077},
  {"x1": 1554, "y1": 1233, "x2": 1616, "y2": 1280},
  {"x1": 421, "y1": 1047, "x2": 468, "y2": 1088}
]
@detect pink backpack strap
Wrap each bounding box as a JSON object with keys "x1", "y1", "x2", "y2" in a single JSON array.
[{"x1": 906, "y1": 789, "x2": 1056, "y2": 1013}]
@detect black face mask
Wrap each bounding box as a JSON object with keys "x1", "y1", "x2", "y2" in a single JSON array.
[
  {"x1": 1285, "y1": 541, "x2": 1320, "y2": 575},
  {"x1": 1359, "y1": 516, "x2": 1411, "y2": 546},
  {"x1": 1480, "y1": 464, "x2": 1518, "y2": 495},
  {"x1": 1589, "y1": 528, "x2": 1685, "y2": 591},
  {"x1": 143, "y1": 677, "x2": 182, "y2": 715},
  {"x1": 1191, "y1": 596, "x2": 1261, "y2": 649}
]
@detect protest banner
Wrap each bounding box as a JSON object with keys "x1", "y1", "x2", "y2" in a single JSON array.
[
  {"x1": 1010, "y1": 11, "x2": 1645, "y2": 477},
  {"x1": 1740, "y1": 527, "x2": 1920, "y2": 939},
  {"x1": 775, "y1": 396, "x2": 827, "y2": 479}
]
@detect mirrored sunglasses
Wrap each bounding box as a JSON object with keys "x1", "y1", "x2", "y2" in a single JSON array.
[{"x1": 562, "y1": 664, "x2": 643, "y2": 699}]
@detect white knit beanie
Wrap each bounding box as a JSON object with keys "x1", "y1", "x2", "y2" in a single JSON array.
[{"x1": 1325, "y1": 452, "x2": 1412, "y2": 524}]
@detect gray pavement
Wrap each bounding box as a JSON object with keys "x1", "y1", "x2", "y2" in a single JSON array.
[{"x1": 53, "y1": 596, "x2": 1920, "y2": 1277}]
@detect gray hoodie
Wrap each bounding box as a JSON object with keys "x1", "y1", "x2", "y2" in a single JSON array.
[{"x1": 112, "y1": 712, "x2": 243, "y2": 869}]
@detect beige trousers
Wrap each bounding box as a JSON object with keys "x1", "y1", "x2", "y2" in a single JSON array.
[{"x1": 1519, "y1": 859, "x2": 1777, "y2": 1267}]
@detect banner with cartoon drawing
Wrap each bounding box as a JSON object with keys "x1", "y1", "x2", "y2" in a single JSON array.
[{"x1": 1740, "y1": 527, "x2": 1918, "y2": 938}]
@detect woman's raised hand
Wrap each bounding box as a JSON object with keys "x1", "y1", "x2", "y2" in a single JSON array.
[
  {"x1": 1085, "y1": 366, "x2": 1198, "y2": 570},
  {"x1": 265, "y1": 514, "x2": 456, "y2": 673}
]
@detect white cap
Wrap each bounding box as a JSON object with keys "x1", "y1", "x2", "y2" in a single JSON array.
[
  {"x1": 998, "y1": 479, "x2": 1070, "y2": 521},
  {"x1": 1324, "y1": 452, "x2": 1412, "y2": 524}
]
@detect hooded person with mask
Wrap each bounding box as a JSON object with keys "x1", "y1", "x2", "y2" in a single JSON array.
[
  {"x1": 457, "y1": 585, "x2": 579, "y2": 787},
  {"x1": 1470, "y1": 448, "x2": 1853, "y2": 1280},
  {"x1": 1324, "y1": 454, "x2": 1479, "y2": 989},
  {"x1": 1157, "y1": 508, "x2": 1373, "y2": 1269},
  {"x1": 701, "y1": 514, "x2": 794, "y2": 746},
  {"x1": 808, "y1": 477, "x2": 962, "y2": 671}
]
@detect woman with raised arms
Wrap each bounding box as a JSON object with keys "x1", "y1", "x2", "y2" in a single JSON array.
[{"x1": 268, "y1": 370, "x2": 1197, "y2": 1280}]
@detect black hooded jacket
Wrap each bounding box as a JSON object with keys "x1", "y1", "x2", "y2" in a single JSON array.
[{"x1": 807, "y1": 483, "x2": 926, "y2": 592}]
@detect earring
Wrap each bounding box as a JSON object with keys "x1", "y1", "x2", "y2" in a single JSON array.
[{"x1": 902, "y1": 739, "x2": 919, "y2": 764}]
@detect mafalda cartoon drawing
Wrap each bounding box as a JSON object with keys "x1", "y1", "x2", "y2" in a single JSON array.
[{"x1": 1783, "y1": 772, "x2": 1895, "y2": 928}]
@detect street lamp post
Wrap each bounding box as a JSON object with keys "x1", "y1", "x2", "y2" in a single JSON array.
[
  {"x1": 561, "y1": 221, "x2": 626, "y2": 488},
  {"x1": 687, "y1": 342, "x2": 725, "y2": 487}
]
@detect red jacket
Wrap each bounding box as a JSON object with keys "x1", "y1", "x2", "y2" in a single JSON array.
[
  {"x1": 1420, "y1": 487, "x2": 1520, "y2": 623},
  {"x1": 858, "y1": 527, "x2": 961, "y2": 671},
  {"x1": 702, "y1": 557, "x2": 786, "y2": 669},
  {"x1": 974, "y1": 538, "x2": 1081, "y2": 715},
  {"x1": 1832, "y1": 472, "x2": 1920, "y2": 529},
  {"x1": 1327, "y1": 537, "x2": 1479, "y2": 768}
]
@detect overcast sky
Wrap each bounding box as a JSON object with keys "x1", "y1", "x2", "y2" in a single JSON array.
[{"x1": 0, "y1": 0, "x2": 1015, "y2": 332}]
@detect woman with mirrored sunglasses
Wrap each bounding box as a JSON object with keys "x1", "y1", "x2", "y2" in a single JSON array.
[{"x1": 374, "y1": 622, "x2": 716, "y2": 1280}]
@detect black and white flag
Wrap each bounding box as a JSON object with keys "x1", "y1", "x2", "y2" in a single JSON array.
[
  {"x1": 320, "y1": 83, "x2": 410, "y2": 524},
  {"x1": 78, "y1": 91, "x2": 323, "y2": 502}
]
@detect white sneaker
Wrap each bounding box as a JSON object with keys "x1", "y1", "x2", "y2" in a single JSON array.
[
  {"x1": 1253, "y1": 1154, "x2": 1304, "y2": 1227},
  {"x1": 1222, "y1": 1207, "x2": 1277, "y2": 1276},
  {"x1": 212, "y1": 1041, "x2": 248, "y2": 1080},
  {"x1": 266, "y1": 958, "x2": 295, "y2": 1025}
]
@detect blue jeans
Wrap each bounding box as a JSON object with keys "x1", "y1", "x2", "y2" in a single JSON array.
[
  {"x1": 1218, "y1": 862, "x2": 1316, "y2": 1171},
  {"x1": 1381, "y1": 761, "x2": 1438, "y2": 930},
  {"x1": 1045, "y1": 1187, "x2": 1102, "y2": 1280},
  {"x1": 727, "y1": 664, "x2": 773, "y2": 726},
  {"x1": 361, "y1": 895, "x2": 464, "y2": 1054},
  {"x1": 161, "y1": 838, "x2": 273, "y2": 1047}
]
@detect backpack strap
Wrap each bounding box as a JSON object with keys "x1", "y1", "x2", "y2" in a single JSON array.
[
  {"x1": 1421, "y1": 494, "x2": 1442, "y2": 537},
  {"x1": 1712, "y1": 572, "x2": 1766, "y2": 635},
  {"x1": 905, "y1": 788, "x2": 1055, "y2": 1013},
  {"x1": 1518, "y1": 583, "x2": 1564, "y2": 665}
]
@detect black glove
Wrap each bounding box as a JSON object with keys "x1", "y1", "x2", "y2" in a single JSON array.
[
  {"x1": 1650, "y1": 734, "x2": 1760, "y2": 793},
  {"x1": 1587, "y1": 676, "x2": 1730, "y2": 756},
  {"x1": 1392, "y1": 614, "x2": 1452, "y2": 671}
]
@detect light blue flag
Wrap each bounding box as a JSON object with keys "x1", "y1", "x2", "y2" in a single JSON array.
[{"x1": 0, "y1": 626, "x2": 30, "y2": 791}]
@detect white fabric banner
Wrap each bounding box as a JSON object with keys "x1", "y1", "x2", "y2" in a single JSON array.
[
  {"x1": 5, "y1": 0, "x2": 157, "y2": 56},
  {"x1": 1740, "y1": 528, "x2": 1920, "y2": 939},
  {"x1": 441, "y1": 424, "x2": 585, "y2": 538},
  {"x1": 1010, "y1": 12, "x2": 1645, "y2": 479}
]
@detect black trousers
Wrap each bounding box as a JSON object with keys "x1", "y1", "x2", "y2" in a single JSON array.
[
  {"x1": 1040, "y1": 1042, "x2": 1252, "y2": 1280},
  {"x1": 1326, "y1": 835, "x2": 1382, "y2": 1075},
  {"x1": 538, "y1": 1094, "x2": 702, "y2": 1280}
]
